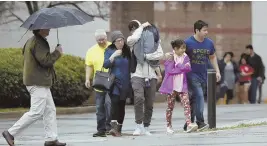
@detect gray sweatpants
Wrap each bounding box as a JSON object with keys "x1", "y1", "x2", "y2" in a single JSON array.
[{"x1": 131, "y1": 76, "x2": 157, "y2": 127}]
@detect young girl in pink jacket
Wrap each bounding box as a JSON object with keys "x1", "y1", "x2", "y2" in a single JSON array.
[{"x1": 159, "y1": 39, "x2": 198, "y2": 134}]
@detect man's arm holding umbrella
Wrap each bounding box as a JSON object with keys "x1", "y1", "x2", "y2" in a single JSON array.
[{"x1": 33, "y1": 42, "x2": 62, "y2": 68}]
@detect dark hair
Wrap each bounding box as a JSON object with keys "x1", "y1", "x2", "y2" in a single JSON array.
[
  {"x1": 144, "y1": 24, "x2": 160, "y2": 43},
  {"x1": 128, "y1": 21, "x2": 140, "y2": 31},
  {"x1": 171, "y1": 39, "x2": 185, "y2": 49},
  {"x1": 109, "y1": 43, "x2": 131, "y2": 59},
  {"x1": 245, "y1": 44, "x2": 253, "y2": 50},
  {"x1": 239, "y1": 53, "x2": 249, "y2": 65},
  {"x1": 223, "y1": 52, "x2": 234, "y2": 59},
  {"x1": 33, "y1": 29, "x2": 40, "y2": 36},
  {"x1": 194, "y1": 20, "x2": 208, "y2": 33}
]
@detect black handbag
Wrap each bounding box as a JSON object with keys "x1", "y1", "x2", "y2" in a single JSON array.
[{"x1": 92, "y1": 68, "x2": 115, "y2": 91}]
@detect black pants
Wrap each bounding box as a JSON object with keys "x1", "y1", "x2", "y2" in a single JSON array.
[
  {"x1": 110, "y1": 95, "x2": 126, "y2": 124},
  {"x1": 217, "y1": 86, "x2": 234, "y2": 104},
  {"x1": 258, "y1": 83, "x2": 262, "y2": 103}
]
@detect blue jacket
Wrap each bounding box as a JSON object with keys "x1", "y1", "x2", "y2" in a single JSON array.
[{"x1": 103, "y1": 46, "x2": 131, "y2": 100}]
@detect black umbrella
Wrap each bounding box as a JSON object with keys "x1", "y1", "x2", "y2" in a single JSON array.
[{"x1": 20, "y1": 7, "x2": 94, "y2": 44}]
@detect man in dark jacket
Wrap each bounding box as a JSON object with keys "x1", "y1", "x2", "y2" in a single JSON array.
[
  {"x1": 2, "y1": 29, "x2": 66, "y2": 146},
  {"x1": 245, "y1": 44, "x2": 265, "y2": 104}
]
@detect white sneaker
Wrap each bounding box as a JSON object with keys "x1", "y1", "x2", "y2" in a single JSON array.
[
  {"x1": 186, "y1": 123, "x2": 198, "y2": 133},
  {"x1": 133, "y1": 124, "x2": 143, "y2": 136},
  {"x1": 144, "y1": 127, "x2": 152, "y2": 136},
  {"x1": 166, "y1": 127, "x2": 174, "y2": 134}
]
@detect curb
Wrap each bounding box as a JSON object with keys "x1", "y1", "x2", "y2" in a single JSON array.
[
  {"x1": 0, "y1": 106, "x2": 96, "y2": 119},
  {"x1": 0, "y1": 93, "x2": 167, "y2": 119},
  {"x1": 193, "y1": 118, "x2": 267, "y2": 135},
  {"x1": 218, "y1": 118, "x2": 267, "y2": 129}
]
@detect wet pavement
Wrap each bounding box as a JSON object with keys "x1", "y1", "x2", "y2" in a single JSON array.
[{"x1": 0, "y1": 103, "x2": 267, "y2": 146}]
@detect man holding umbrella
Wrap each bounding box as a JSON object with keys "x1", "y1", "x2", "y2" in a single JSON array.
[
  {"x1": 2, "y1": 30, "x2": 66, "y2": 146},
  {"x1": 2, "y1": 7, "x2": 94, "y2": 146}
]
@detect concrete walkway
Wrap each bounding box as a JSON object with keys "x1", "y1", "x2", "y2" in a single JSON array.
[{"x1": 0, "y1": 103, "x2": 266, "y2": 145}]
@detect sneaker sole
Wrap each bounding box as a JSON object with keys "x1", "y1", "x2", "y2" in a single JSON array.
[
  {"x1": 133, "y1": 129, "x2": 145, "y2": 136},
  {"x1": 110, "y1": 131, "x2": 121, "y2": 137},
  {"x1": 93, "y1": 135, "x2": 107, "y2": 137},
  {"x1": 144, "y1": 133, "x2": 152, "y2": 136},
  {"x1": 133, "y1": 133, "x2": 142, "y2": 136},
  {"x1": 197, "y1": 124, "x2": 209, "y2": 132},
  {"x1": 166, "y1": 131, "x2": 174, "y2": 135},
  {"x1": 186, "y1": 125, "x2": 198, "y2": 133}
]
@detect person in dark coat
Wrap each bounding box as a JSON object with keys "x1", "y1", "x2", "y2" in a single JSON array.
[
  {"x1": 217, "y1": 52, "x2": 239, "y2": 104},
  {"x1": 103, "y1": 31, "x2": 132, "y2": 137},
  {"x1": 245, "y1": 45, "x2": 265, "y2": 104}
]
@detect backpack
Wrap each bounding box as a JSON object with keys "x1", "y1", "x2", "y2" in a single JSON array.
[{"x1": 144, "y1": 24, "x2": 160, "y2": 43}]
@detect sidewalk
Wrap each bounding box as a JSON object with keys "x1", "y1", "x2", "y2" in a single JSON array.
[
  {"x1": 94, "y1": 125, "x2": 267, "y2": 146},
  {"x1": 0, "y1": 103, "x2": 266, "y2": 145}
]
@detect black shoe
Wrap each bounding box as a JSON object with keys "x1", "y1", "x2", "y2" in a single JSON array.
[
  {"x1": 2, "y1": 131, "x2": 14, "y2": 146},
  {"x1": 44, "y1": 140, "x2": 66, "y2": 146},
  {"x1": 93, "y1": 131, "x2": 106, "y2": 137},
  {"x1": 197, "y1": 122, "x2": 209, "y2": 131}
]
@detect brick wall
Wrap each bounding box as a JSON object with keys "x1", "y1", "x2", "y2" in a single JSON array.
[
  {"x1": 154, "y1": 1, "x2": 251, "y2": 61},
  {"x1": 110, "y1": 1, "x2": 251, "y2": 61},
  {"x1": 109, "y1": 1, "x2": 154, "y2": 38}
]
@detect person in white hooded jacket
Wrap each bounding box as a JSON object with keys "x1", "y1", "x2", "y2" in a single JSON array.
[{"x1": 127, "y1": 20, "x2": 164, "y2": 136}]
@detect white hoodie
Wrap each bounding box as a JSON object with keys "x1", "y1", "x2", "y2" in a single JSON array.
[{"x1": 126, "y1": 20, "x2": 163, "y2": 79}]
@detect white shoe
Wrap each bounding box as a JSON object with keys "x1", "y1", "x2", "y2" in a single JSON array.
[
  {"x1": 133, "y1": 124, "x2": 143, "y2": 136},
  {"x1": 166, "y1": 127, "x2": 174, "y2": 134},
  {"x1": 144, "y1": 127, "x2": 152, "y2": 136},
  {"x1": 186, "y1": 123, "x2": 198, "y2": 133}
]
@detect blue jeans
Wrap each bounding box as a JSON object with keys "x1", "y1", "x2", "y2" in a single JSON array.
[
  {"x1": 249, "y1": 77, "x2": 258, "y2": 104},
  {"x1": 95, "y1": 91, "x2": 111, "y2": 132},
  {"x1": 187, "y1": 77, "x2": 206, "y2": 124}
]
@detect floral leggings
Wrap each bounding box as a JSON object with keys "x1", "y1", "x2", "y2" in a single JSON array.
[{"x1": 166, "y1": 91, "x2": 191, "y2": 128}]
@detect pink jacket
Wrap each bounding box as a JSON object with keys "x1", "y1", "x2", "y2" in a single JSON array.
[{"x1": 159, "y1": 54, "x2": 191, "y2": 94}]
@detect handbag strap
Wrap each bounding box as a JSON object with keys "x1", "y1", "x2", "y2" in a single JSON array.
[{"x1": 101, "y1": 67, "x2": 112, "y2": 74}]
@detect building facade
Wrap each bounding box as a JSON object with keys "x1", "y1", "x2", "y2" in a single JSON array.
[
  {"x1": 110, "y1": 1, "x2": 251, "y2": 60},
  {"x1": 110, "y1": 1, "x2": 267, "y2": 101}
]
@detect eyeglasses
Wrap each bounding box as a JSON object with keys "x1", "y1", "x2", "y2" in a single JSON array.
[
  {"x1": 115, "y1": 38, "x2": 124, "y2": 43},
  {"x1": 97, "y1": 38, "x2": 106, "y2": 43}
]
